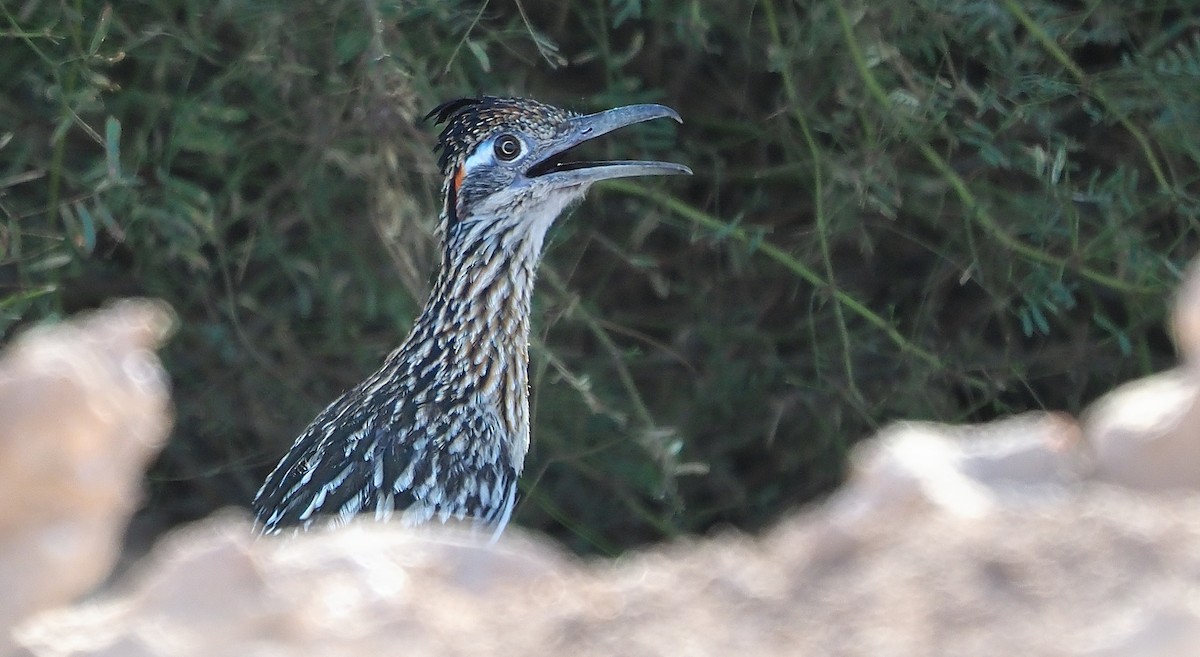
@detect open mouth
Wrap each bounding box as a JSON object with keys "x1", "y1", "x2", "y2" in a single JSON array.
[
  {"x1": 526, "y1": 153, "x2": 615, "y2": 178},
  {"x1": 520, "y1": 103, "x2": 691, "y2": 185}
]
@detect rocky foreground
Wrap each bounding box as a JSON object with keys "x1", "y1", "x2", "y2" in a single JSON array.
[{"x1": 6, "y1": 262, "x2": 1200, "y2": 656}]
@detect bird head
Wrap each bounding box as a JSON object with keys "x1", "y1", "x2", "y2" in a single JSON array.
[{"x1": 426, "y1": 96, "x2": 690, "y2": 246}]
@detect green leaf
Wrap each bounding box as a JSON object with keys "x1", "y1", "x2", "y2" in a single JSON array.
[
  {"x1": 0, "y1": 285, "x2": 56, "y2": 312},
  {"x1": 611, "y1": 0, "x2": 642, "y2": 28},
  {"x1": 27, "y1": 252, "x2": 72, "y2": 273},
  {"x1": 73, "y1": 202, "x2": 97, "y2": 254},
  {"x1": 466, "y1": 39, "x2": 491, "y2": 72},
  {"x1": 88, "y1": 4, "x2": 113, "y2": 55},
  {"x1": 105, "y1": 116, "x2": 121, "y2": 180},
  {"x1": 94, "y1": 203, "x2": 125, "y2": 240},
  {"x1": 335, "y1": 31, "x2": 369, "y2": 65},
  {"x1": 1093, "y1": 313, "x2": 1133, "y2": 357}
]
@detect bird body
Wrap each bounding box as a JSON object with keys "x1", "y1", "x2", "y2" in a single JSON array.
[{"x1": 253, "y1": 96, "x2": 689, "y2": 536}]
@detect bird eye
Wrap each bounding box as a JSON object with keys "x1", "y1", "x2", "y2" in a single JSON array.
[{"x1": 494, "y1": 134, "x2": 522, "y2": 161}]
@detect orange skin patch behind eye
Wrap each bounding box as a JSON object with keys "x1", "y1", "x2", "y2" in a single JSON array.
[
  {"x1": 446, "y1": 164, "x2": 466, "y2": 220},
  {"x1": 453, "y1": 164, "x2": 466, "y2": 195}
]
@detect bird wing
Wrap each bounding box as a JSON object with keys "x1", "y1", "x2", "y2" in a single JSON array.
[{"x1": 252, "y1": 382, "x2": 518, "y2": 535}]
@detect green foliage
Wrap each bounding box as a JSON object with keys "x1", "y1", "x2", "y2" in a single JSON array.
[{"x1": 2, "y1": 0, "x2": 1197, "y2": 553}]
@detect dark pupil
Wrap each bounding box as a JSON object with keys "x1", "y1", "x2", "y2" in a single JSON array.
[{"x1": 495, "y1": 136, "x2": 519, "y2": 160}]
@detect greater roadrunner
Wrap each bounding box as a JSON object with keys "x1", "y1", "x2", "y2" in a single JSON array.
[{"x1": 253, "y1": 96, "x2": 690, "y2": 536}]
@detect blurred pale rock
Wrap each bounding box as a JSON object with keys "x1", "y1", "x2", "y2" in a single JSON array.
[
  {"x1": 1084, "y1": 369, "x2": 1200, "y2": 490},
  {"x1": 15, "y1": 488, "x2": 1200, "y2": 657},
  {"x1": 1171, "y1": 253, "x2": 1200, "y2": 368},
  {"x1": 16, "y1": 260, "x2": 1200, "y2": 656},
  {"x1": 1084, "y1": 256, "x2": 1200, "y2": 491},
  {"x1": 18, "y1": 518, "x2": 571, "y2": 657},
  {"x1": 12, "y1": 403, "x2": 1200, "y2": 657},
  {"x1": 0, "y1": 300, "x2": 174, "y2": 648},
  {"x1": 828, "y1": 412, "x2": 1084, "y2": 529}
]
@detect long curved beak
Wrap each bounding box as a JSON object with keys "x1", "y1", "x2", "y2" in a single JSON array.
[{"x1": 525, "y1": 104, "x2": 692, "y2": 186}]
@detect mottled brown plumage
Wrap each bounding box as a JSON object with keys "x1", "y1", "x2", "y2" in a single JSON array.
[{"x1": 253, "y1": 96, "x2": 689, "y2": 537}]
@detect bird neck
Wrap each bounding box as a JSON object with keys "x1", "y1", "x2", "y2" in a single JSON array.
[
  {"x1": 395, "y1": 212, "x2": 549, "y2": 465},
  {"x1": 425, "y1": 213, "x2": 546, "y2": 352}
]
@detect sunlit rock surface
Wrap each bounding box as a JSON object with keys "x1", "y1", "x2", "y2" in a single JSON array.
[
  {"x1": 0, "y1": 300, "x2": 173, "y2": 653},
  {"x1": 15, "y1": 488, "x2": 1200, "y2": 657},
  {"x1": 1085, "y1": 256, "x2": 1200, "y2": 491},
  {"x1": 12, "y1": 254, "x2": 1200, "y2": 657}
]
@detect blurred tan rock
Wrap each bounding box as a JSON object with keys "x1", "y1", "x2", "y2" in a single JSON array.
[
  {"x1": 0, "y1": 300, "x2": 174, "y2": 648},
  {"x1": 18, "y1": 517, "x2": 571, "y2": 657},
  {"x1": 11, "y1": 373, "x2": 1200, "y2": 656},
  {"x1": 1171, "y1": 253, "x2": 1200, "y2": 368},
  {"x1": 15, "y1": 485, "x2": 1200, "y2": 657},
  {"x1": 17, "y1": 260, "x2": 1200, "y2": 657},
  {"x1": 1084, "y1": 256, "x2": 1200, "y2": 491},
  {"x1": 1084, "y1": 368, "x2": 1200, "y2": 490},
  {"x1": 828, "y1": 412, "x2": 1085, "y2": 529}
]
